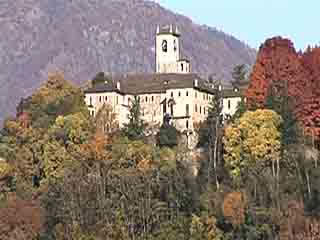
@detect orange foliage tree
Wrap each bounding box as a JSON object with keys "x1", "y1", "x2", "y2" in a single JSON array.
[
  {"x1": 222, "y1": 191, "x2": 247, "y2": 226},
  {"x1": 246, "y1": 37, "x2": 320, "y2": 137}
]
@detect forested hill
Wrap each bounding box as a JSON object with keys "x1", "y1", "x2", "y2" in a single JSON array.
[{"x1": 0, "y1": 0, "x2": 256, "y2": 124}]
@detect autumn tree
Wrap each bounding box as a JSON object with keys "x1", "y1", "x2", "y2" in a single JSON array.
[
  {"x1": 224, "y1": 109, "x2": 282, "y2": 182},
  {"x1": 0, "y1": 194, "x2": 44, "y2": 240}
]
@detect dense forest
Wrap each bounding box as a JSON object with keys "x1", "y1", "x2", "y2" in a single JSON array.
[{"x1": 1, "y1": 37, "x2": 320, "y2": 240}]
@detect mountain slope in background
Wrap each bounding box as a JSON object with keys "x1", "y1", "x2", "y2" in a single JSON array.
[{"x1": 0, "y1": 0, "x2": 256, "y2": 123}]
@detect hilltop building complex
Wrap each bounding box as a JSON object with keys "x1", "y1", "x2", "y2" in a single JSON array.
[{"x1": 84, "y1": 25, "x2": 243, "y2": 145}]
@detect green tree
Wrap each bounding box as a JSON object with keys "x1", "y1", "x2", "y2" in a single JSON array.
[
  {"x1": 156, "y1": 123, "x2": 180, "y2": 148},
  {"x1": 231, "y1": 64, "x2": 248, "y2": 88},
  {"x1": 265, "y1": 81, "x2": 299, "y2": 147},
  {"x1": 91, "y1": 72, "x2": 111, "y2": 86},
  {"x1": 122, "y1": 96, "x2": 147, "y2": 140}
]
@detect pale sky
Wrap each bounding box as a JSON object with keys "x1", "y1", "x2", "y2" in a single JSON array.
[{"x1": 153, "y1": 0, "x2": 320, "y2": 50}]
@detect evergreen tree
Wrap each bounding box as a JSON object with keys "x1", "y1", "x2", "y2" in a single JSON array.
[
  {"x1": 265, "y1": 80, "x2": 299, "y2": 147},
  {"x1": 231, "y1": 64, "x2": 248, "y2": 88},
  {"x1": 156, "y1": 122, "x2": 180, "y2": 148},
  {"x1": 122, "y1": 96, "x2": 147, "y2": 140},
  {"x1": 91, "y1": 72, "x2": 111, "y2": 86}
]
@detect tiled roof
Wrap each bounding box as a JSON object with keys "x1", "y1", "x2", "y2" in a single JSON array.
[
  {"x1": 84, "y1": 73, "x2": 217, "y2": 95},
  {"x1": 84, "y1": 82, "x2": 117, "y2": 93}
]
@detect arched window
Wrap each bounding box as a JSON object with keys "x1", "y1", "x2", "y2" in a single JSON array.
[
  {"x1": 181, "y1": 63, "x2": 184, "y2": 72},
  {"x1": 162, "y1": 40, "x2": 167, "y2": 52},
  {"x1": 145, "y1": 96, "x2": 148, "y2": 102},
  {"x1": 105, "y1": 96, "x2": 108, "y2": 102},
  {"x1": 152, "y1": 96, "x2": 154, "y2": 102},
  {"x1": 171, "y1": 92, "x2": 173, "y2": 98},
  {"x1": 174, "y1": 40, "x2": 177, "y2": 51},
  {"x1": 178, "y1": 92, "x2": 181, "y2": 97},
  {"x1": 186, "y1": 120, "x2": 189, "y2": 129},
  {"x1": 228, "y1": 100, "x2": 231, "y2": 109},
  {"x1": 186, "y1": 91, "x2": 189, "y2": 97}
]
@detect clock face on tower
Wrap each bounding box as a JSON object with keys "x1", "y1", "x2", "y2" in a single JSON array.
[{"x1": 162, "y1": 40, "x2": 167, "y2": 52}]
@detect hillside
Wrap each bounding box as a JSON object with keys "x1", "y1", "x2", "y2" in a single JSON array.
[{"x1": 0, "y1": 0, "x2": 256, "y2": 123}]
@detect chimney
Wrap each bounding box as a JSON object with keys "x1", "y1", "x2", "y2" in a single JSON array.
[
  {"x1": 116, "y1": 81, "x2": 121, "y2": 91},
  {"x1": 194, "y1": 79, "x2": 198, "y2": 87}
]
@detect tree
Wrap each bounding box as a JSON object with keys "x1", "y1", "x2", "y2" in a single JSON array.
[
  {"x1": 0, "y1": 194, "x2": 44, "y2": 240},
  {"x1": 91, "y1": 72, "x2": 111, "y2": 86},
  {"x1": 223, "y1": 109, "x2": 282, "y2": 181},
  {"x1": 265, "y1": 81, "x2": 300, "y2": 147},
  {"x1": 156, "y1": 123, "x2": 180, "y2": 148},
  {"x1": 122, "y1": 96, "x2": 147, "y2": 140},
  {"x1": 231, "y1": 64, "x2": 248, "y2": 88},
  {"x1": 222, "y1": 192, "x2": 247, "y2": 226}
]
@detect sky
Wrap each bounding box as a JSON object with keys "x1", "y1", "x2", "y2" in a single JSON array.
[{"x1": 153, "y1": 0, "x2": 319, "y2": 50}]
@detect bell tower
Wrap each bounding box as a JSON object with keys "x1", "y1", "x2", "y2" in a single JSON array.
[{"x1": 156, "y1": 25, "x2": 181, "y2": 73}]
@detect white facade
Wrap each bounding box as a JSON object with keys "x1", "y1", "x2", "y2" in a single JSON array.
[
  {"x1": 156, "y1": 25, "x2": 191, "y2": 74},
  {"x1": 84, "y1": 25, "x2": 244, "y2": 147}
]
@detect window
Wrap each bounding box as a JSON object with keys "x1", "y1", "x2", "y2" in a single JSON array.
[
  {"x1": 181, "y1": 63, "x2": 184, "y2": 72},
  {"x1": 200, "y1": 106, "x2": 202, "y2": 114},
  {"x1": 228, "y1": 100, "x2": 231, "y2": 109},
  {"x1": 186, "y1": 91, "x2": 189, "y2": 97},
  {"x1": 145, "y1": 96, "x2": 148, "y2": 102},
  {"x1": 171, "y1": 92, "x2": 174, "y2": 98},
  {"x1": 186, "y1": 120, "x2": 189, "y2": 129},
  {"x1": 174, "y1": 40, "x2": 177, "y2": 51},
  {"x1": 170, "y1": 104, "x2": 174, "y2": 116},
  {"x1": 89, "y1": 97, "x2": 92, "y2": 105},
  {"x1": 163, "y1": 101, "x2": 167, "y2": 114},
  {"x1": 152, "y1": 96, "x2": 154, "y2": 102},
  {"x1": 195, "y1": 104, "x2": 198, "y2": 112},
  {"x1": 178, "y1": 91, "x2": 181, "y2": 97},
  {"x1": 99, "y1": 96, "x2": 102, "y2": 102},
  {"x1": 186, "y1": 104, "x2": 189, "y2": 116},
  {"x1": 105, "y1": 96, "x2": 108, "y2": 102},
  {"x1": 162, "y1": 40, "x2": 167, "y2": 52}
]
